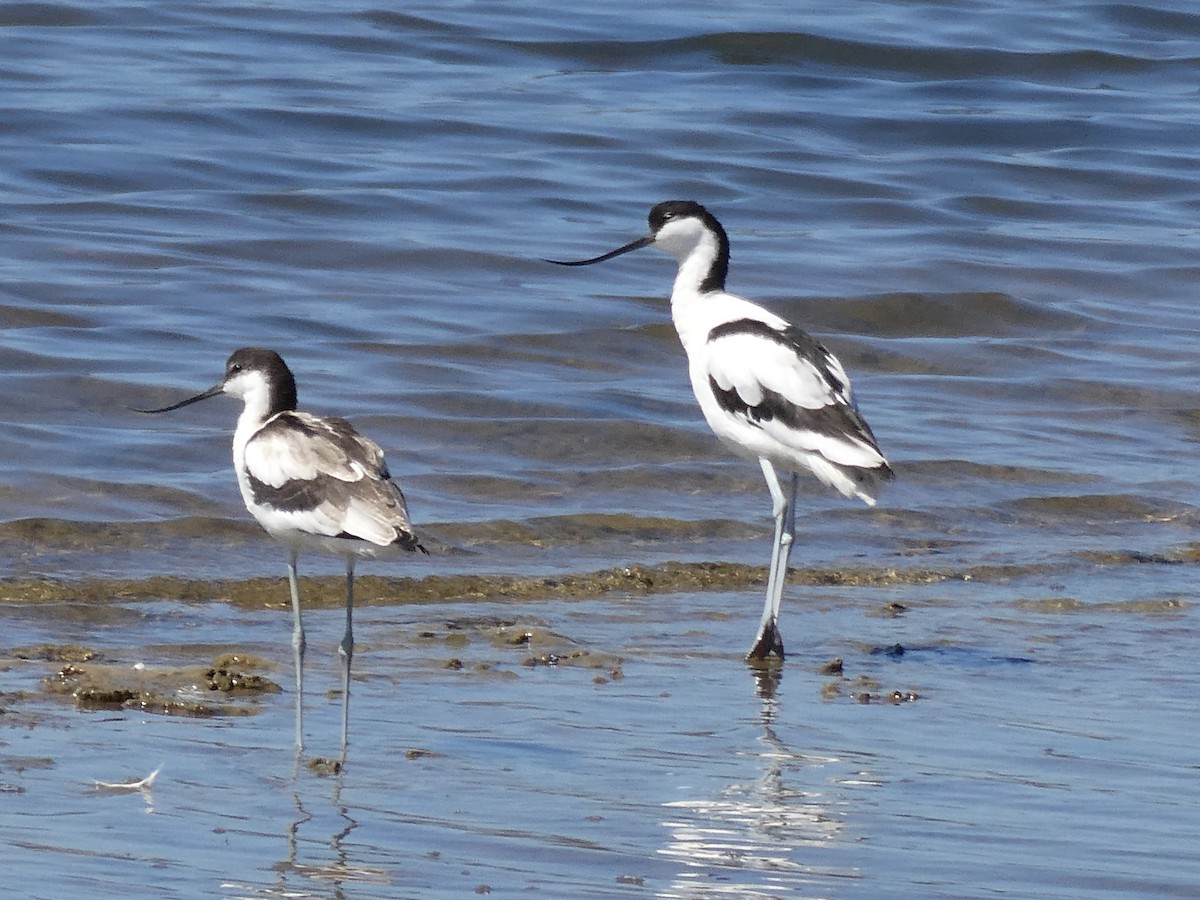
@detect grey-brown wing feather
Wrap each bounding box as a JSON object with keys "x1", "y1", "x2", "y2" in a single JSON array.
[{"x1": 244, "y1": 412, "x2": 424, "y2": 550}]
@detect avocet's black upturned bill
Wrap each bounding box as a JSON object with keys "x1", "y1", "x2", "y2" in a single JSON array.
[
  {"x1": 137, "y1": 347, "x2": 426, "y2": 761},
  {"x1": 548, "y1": 201, "x2": 892, "y2": 661}
]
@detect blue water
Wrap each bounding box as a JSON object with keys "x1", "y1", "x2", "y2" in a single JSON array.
[{"x1": 1, "y1": 1, "x2": 1198, "y2": 896}]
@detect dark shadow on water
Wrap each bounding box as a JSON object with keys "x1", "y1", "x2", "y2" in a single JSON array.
[
  {"x1": 868, "y1": 642, "x2": 1035, "y2": 666},
  {"x1": 749, "y1": 660, "x2": 783, "y2": 708}
]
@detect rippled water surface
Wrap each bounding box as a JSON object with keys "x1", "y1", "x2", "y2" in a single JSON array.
[{"x1": 2, "y1": 1, "x2": 1199, "y2": 897}]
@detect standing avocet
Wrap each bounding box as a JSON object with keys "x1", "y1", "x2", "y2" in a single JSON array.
[
  {"x1": 548, "y1": 201, "x2": 891, "y2": 661},
  {"x1": 138, "y1": 347, "x2": 426, "y2": 761}
]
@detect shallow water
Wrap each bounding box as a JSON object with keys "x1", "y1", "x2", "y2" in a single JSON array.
[
  {"x1": 4, "y1": 573, "x2": 1199, "y2": 898},
  {"x1": 2, "y1": 0, "x2": 1200, "y2": 897}
]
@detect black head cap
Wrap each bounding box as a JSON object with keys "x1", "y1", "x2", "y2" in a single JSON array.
[
  {"x1": 647, "y1": 200, "x2": 729, "y2": 292},
  {"x1": 225, "y1": 347, "x2": 298, "y2": 415}
]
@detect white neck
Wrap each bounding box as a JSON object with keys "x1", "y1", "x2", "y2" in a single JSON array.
[
  {"x1": 660, "y1": 227, "x2": 721, "y2": 297},
  {"x1": 230, "y1": 380, "x2": 274, "y2": 478}
]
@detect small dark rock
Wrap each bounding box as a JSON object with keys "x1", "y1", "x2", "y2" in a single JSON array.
[{"x1": 818, "y1": 657, "x2": 843, "y2": 676}]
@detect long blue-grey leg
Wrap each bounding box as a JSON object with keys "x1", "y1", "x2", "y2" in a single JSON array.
[
  {"x1": 287, "y1": 550, "x2": 306, "y2": 755},
  {"x1": 774, "y1": 472, "x2": 799, "y2": 622},
  {"x1": 748, "y1": 459, "x2": 792, "y2": 660},
  {"x1": 338, "y1": 558, "x2": 355, "y2": 764}
]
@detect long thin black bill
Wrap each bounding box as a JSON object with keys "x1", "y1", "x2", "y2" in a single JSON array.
[
  {"x1": 543, "y1": 234, "x2": 653, "y2": 266},
  {"x1": 131, "y1": 383, "x2": 224, "y2": 414}
]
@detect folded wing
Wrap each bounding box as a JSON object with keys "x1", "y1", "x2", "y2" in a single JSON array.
[
  {"x1": 243, "y1": 411, "x2": 422, "y2": 550},
  {"x1": 705, "y1": 319, "x2": 891, "y2": 475}
]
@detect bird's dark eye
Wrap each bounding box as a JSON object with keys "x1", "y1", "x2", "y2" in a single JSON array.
[{"x1": 229, "y1": 363, "x2": 243, "y2": 374}]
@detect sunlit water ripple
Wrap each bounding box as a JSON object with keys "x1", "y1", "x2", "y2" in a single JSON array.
[{"x1": 1, "y1": 1, "x2": 1198, "y2": 897}]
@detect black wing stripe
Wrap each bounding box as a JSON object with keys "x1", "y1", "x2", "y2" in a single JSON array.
[
  {"x1": 708, "y1": 376, "x2": 872, "y2": 444},
  {"x1": 706, "y1": 318, "x2": 848, "y2": 397},
  {"x1": 248, "y1": 472, "x2": 339, "y2": 514}
]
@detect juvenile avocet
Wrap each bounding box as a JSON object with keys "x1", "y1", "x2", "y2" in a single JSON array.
[
  {"x1": 548, "y1": 201, "x2": 891, "y2": 661},
  {"x1": 138, "y1": 347, "x2": 426, "y2": 760}
]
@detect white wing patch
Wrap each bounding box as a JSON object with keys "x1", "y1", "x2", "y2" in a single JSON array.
[
  {"x1": 244, "y1": 412, "x2": 376, "y2": 488},
  {"x1": 242, "y1": 412, "x2": 419, "y2": 548},
  {"x1": 707, "y1": 331, "x2": 840, "y2": 412},
  {"x1": 701, "y1": 320, "x2": 889, "y2": 478}
]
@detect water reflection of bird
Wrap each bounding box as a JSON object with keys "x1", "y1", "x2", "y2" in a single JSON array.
[
  {"x1": 137, "y1": 347, "x2": 426, "y2": 762},
  {"x1": 659, "y1": 672, "x2": 848, "y2": 893},
  {"x1": 548, "y1": 201, "x2": 891, "y2": 661}
]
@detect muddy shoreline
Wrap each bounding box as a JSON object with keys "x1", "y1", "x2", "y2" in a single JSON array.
[{"x1": 2, "y1": 548, "x2": 1193, "y2": 609}]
